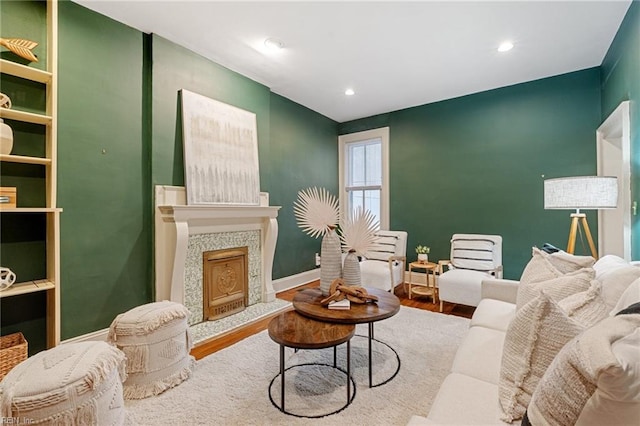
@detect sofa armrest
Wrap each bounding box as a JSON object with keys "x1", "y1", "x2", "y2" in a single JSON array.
[{"x1": 481, "y1": 278, "x2": 520, "y2": 304}]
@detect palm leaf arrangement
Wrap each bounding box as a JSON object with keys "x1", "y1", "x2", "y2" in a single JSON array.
[
  {"x1": 0, "y1": 38, "x2": 38, "y2": 62},
  {"x1": 293, "y1": 187, "x2": 339, "y2": 238},
  {"x1": 340, "y1": 206, "x2": 380, "y2": 255}
]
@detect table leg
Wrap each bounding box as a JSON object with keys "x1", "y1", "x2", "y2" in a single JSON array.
[
  {"x1": 347, "y1": 339, "x2": 351, "y2": 401},
  {"x1": 368, "y1": 322, "x2": 374, "y2": 387},
  {"x1": 333, "y1": 346, "x2": 337, "y2": 367},
  {"x1": 280, "y1": 344, "x2": 285, "y2": 412},
  {"x1": 408, "y1": 266, "x2": 413, "y2": 299}
]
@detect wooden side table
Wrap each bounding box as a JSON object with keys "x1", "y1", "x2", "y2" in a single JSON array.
[{"x1": 408, "y1": 261, "x2": 437, "y2": 303}]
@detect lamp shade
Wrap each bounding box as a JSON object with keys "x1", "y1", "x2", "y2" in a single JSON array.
[{"x1": 544, "y1": 176, "x2": 618, "y2": 210}]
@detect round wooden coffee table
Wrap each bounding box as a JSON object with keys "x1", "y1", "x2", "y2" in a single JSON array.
[
  {"x1": 267, "y1": 310, "x2": 356, "y2": 418},
  {"x1": 293, "y1": 287, "x2": 401, "y2": 387}
]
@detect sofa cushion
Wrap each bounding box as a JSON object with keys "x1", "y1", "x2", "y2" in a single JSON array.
[
  {"x1": 470, "y1": 298, "x2": 516, "y2": 332},
  {"x1": 452, "y1": 326, "x2": 506, "y2": 385},
  {"x1": 610, "y1": 277, "x2": 640, "y2": 315},
  {"x1": 499, "y1": 292, "x2": 585, "y2": 422},
  {"x1": 515, "y1": 267, "x2": 594, "y2": 311},
  {"x1": 426, "y1": 373, "x2": 511, "y2": 425},
  {"x1": 526, "y1": 305, "x2": 640, "y2": 426},
  {"x1": 558, "y1": 280, "x2": 609, "y2": 328}
]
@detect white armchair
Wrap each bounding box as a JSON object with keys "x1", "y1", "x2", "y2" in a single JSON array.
[
  {"x1": 438, "y1": 234, "x2": 503, "y2": 312},
  {"x1": 359, "y1": 230, "x2": 408, "y2": 292}
]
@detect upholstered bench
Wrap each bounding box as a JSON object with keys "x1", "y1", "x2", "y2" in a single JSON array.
[
  {"x1": 0, "y1": 341, "x2": 126, "y2": 425},
  {"x1": 108, "y1": 300, "x2": 195, "y2": 399}
]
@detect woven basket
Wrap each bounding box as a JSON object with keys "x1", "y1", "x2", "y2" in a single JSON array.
[{"x1": 0, "y1": 332, "x2": 28, "y2": 380}]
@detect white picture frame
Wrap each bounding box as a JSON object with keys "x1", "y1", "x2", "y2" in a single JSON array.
[{"x1": 181, "y1": 89, "x2": 260, "y2": 205}]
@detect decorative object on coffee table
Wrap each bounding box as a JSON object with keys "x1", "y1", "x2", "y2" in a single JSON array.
[
  {"x1": 340, "y1": 206, "x2": 379, "y2": 287},
  {"x1": 0, "y1": 38, "x2": 38, "y2": 62},
  {"x1": 294, "y1": 187, "x2": 341, "y2": 296},
  {"x1": 321, "y1": 278, "x2": 379, "y2": 305}
]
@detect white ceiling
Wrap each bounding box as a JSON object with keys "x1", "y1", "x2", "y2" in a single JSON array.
[{"x1": 73, "y1": 1, "x2": 631, "y2": 123}]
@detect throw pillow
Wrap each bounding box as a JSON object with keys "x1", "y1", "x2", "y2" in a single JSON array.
[
  {"x1": 558, "y1": 280, "x2": 609, "y2": 328},
  {"x1": 610, "y1": 278, "x2": 640, "y2": 316},
  {"x1": 547, "y1": 250, "x2": 595, "y2": 274},
  {"x1": 519, "y1": 247, "x2": 564, "y2": 285},
  {"x1": 498, "y1": 292, "x2": 585, "y2": 422},
  {"x1": 597, "y1": 264, "x2": 640, "y2": 311},
  {"x1": 525, "y1": 305, "x2": 640, "y2": 426},
  {"x1": 516, "y1": 267, "x2": 594, "y2": 311}
]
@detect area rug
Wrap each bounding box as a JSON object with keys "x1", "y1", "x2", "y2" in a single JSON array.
[{"x1": 125, "y1": 306, "x2": 470, "y2": 425}]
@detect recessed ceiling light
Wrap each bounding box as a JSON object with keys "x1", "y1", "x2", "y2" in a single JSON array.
[
  {"x1": 498, "y1": 41, "x2": 514, "y2": 52},
  {"x1": 345, "y1": 88, "x2": 355, "y2": 96},
  {"x1": 264, "y1": 38, "x2": 283, "y2": 51}
]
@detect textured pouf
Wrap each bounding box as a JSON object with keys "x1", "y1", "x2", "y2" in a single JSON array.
[
  {"x1": 107, "y1": 301, "x2": 195, "y2": 399},
  {"x1": 0, "y1": 341, "x2": 126, "y2": 425}
]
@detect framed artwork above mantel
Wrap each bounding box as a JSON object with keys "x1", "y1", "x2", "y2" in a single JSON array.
[{"x1": 180, "y1": 89, "x2": 260, "y2": 206}]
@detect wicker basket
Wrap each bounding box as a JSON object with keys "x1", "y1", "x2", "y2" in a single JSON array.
[{"x1": 0, "y1": 332, "x2": 28, "y2": 380}]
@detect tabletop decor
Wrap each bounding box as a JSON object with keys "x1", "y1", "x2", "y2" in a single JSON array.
[
  {"x1": 320, "y1": 278, "x2": 379, "y2": 305},
  {"x1": 416, "y1": 245, "x2": 430, "y2": 263},
  {"x1": 340, "y1": 206, "x2": 379, "y2": 287},
  {"x1": 293, "y1": 187, "x2": 340, "y2": 295}
]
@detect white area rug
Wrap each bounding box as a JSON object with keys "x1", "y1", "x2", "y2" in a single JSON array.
[{"x1": 125, "y1": 306, "x2": 470, "y2": 425}]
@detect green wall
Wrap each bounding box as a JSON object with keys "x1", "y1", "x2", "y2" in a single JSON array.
[
  {"x1": 269, "y1": 93, "x2": 338, "y2": 275},
  {"x1": 57, "y1": 1, "x2": 150, "y2": 339},
  {"x1": 340, "y1": 69, "x2": 602, "y2": 279},
  {"x1": 601, "y1": 0, "x2": 640, "y2": 259}
]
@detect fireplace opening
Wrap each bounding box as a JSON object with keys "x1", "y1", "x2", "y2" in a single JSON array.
[{"x1": 202, "y1": 247, "x2": 249, "y2": 321}]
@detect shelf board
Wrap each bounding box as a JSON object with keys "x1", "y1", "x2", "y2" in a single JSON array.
[
  {"x1": 0, "y1": 207, "x2": 62, "y2": 213},
  {"x1": 0, "y1": 279, "x2": 55, "y2": 298},
  {"x1": 0, "y1": 108, "x2": 52, "y2": 125},
  {"x1": 0, "y1": 154, "x2": 51, "y2": 165},
  {"x1": 0, "y1": 59, "x2": 52, "y2": 83}
]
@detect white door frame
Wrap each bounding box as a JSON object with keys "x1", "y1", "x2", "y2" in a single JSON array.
[{"x1": 596, "y1": 101, "x2": 631, "y2": 260}]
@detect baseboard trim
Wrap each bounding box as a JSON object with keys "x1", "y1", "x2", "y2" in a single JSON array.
[
  {"x1": 61, "y1": 328, "x2": 109, "y2": 344},
  {"x1": 273, "y1": 269, "x2": 320, "y2": 294}
]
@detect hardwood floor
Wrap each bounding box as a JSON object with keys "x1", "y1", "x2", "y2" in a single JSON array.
[{"x1": 191, "y1": 280, "x2": 474, "y2": 360}]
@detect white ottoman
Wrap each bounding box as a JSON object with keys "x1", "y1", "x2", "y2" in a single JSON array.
[
  {"x1": 0, "y1": 341, "x2": 126, "y2": 425},
  {"x1": 108, "y1": 301, "x2": 195, "y2": 400}
]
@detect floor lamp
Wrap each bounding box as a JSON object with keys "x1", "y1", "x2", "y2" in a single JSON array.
[{"x1": 544, "y1": 176, "x2": 618, "y2": 259}]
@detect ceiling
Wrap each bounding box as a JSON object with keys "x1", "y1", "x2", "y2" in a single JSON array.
[{"x1": 73, "y1": 1, "x2": 631, "y2": 123}]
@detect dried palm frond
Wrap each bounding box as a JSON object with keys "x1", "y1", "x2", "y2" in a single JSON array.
[
  {"x1": 340, "y1": 206, "x2": 379, "y2": 255},
  {"x1": 0, "y1": 38, "x2": 38, "y2": 62},
  {"x1": 293, "y1": 187, "x2": 339, "y2": 239}
]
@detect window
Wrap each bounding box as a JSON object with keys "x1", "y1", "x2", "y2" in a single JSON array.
[{"x1": 338, "y1": 127, "x2": 389, "y2": 229}]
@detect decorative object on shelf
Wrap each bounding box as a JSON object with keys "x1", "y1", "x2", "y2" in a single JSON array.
[
  {"x1": 0, "y1": 332, "x2": 27, "y2": 380},
  {"x1": 0, "y1": 92, "x2": 12, "y2": 109},
  {"x1": 294, "y1": 187, "x2": 341, "y2": 296},
  {"x1": 0, "y1": 187, "x2": 17, "y2": 208},
  {"x1": 0, "y1": 93, "x2": 13, "y2": 155},
  {"x1": 416, "y1": 245, "x2": 430, "y2": 263},
  {"x1": 0, "y1": 119, "x2": 13, "y2": 155},
  {"x1": 0, "y1": 267, "x2": 17, "y2": 291},
  {"x1": 0, "y1": 37, "x2": 38, "y2": 62},
  {"x1": 544, "y1": 176, "x2": 618, "y2": 258},
  {"x1": 320, "y1": 278, "x2": 379, "y2": 305},
  {"x1": 340, "y1": 206, "x2": 379, "y2": 287}
]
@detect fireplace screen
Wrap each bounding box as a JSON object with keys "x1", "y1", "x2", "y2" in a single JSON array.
[{"x1": 202, "y1": 247, "x2": 249, "y2": 321}]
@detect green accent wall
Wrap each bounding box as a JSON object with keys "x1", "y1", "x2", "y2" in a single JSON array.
[
  {"x1": 57, "y1": 1, "x2": 150, "y2": 339},
  {"x1": 340, "y1": 69, "x2": 602, "y2": 279},
  {"x1": 269, "y1": 94, "x2": 338, "y2": 275},
  {"x1": 601, "y1": 0, "x2": 640, "y2": 259}
]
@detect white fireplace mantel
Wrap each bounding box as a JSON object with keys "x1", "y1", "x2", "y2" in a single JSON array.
[{"x1": 154, "y1": 186, "x2": 280, "y2": 306}]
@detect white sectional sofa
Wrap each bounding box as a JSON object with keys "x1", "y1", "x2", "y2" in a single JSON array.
[{"x1": 409, "y1": 251, "x2": 640, "y2": 425}]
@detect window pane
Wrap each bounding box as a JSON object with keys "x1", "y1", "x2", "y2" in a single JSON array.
[
  {"x1": 364, "y1": 189, "x2": 380, "y2": 225},
  {"x1": 349, "y1": 190, "x2": 364, "y2": 215},
  {"x1": 348, "y1": 144, "x2": 365, "y2": 186},
  {"x1": 365, "y1": 143, "x2": 381, "y2": 186}
]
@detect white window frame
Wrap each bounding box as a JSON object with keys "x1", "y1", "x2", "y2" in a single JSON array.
[{"x1": 338, "y1": 127, "x2": 390, "y2": 230}]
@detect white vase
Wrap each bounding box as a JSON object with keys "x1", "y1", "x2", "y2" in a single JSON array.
[
  {"x1": 418, "y1": 253, "x2": 428, "y2": 263},
  {"x1": 0, "y1": 119, "x2": 13, "y2": 155},
  {"x1": 343, "y1": 250, "x2": 361, "y2": 287},
  {"x1": 320, "y1": 229, "x2": 342, "y2": 296}
]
